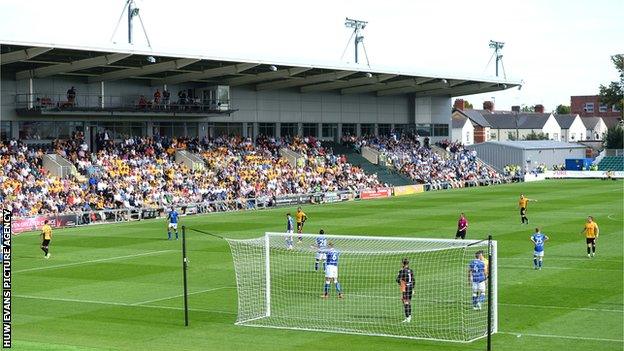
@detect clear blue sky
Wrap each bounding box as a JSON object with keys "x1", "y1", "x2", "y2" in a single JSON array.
[{"x1": 1, "y1": 0, "x2": 622, "y2": 111}]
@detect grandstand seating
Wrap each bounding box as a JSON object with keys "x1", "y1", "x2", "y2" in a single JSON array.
[{"x1": 598, "y1": 156, "x2": 624, "y2": 171}]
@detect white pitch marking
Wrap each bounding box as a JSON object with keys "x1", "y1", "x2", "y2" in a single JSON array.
[
  {"x1": 501, "y1": 257, "x2": 623, "y2": 263},
  {"x1": 15, "y1": 250, "x2": 174, "y2": 273},
  {"x1": 500, "y1": 302, "x2": 622, "y2": 313},
  {"x1": 14, "y1": 295, "x2": 236, "y2": 315},
  {"x1": 499, "y1": 265, "x2": 622, "y2": 272},
  {"x1": 131, "y1": 286, "x2": 236, "y2": 306},
  {"x1": 499, "y1": 331, "x2": 623, "y2": 343},
  {"x1": 607, "y1": 213, "x2": 621, "y2": 221}
]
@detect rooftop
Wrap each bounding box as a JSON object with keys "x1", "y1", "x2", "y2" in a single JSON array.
[
  {"x1": 0, "y1": 40, "x2": 522, "y2": 97},
  {"x1": 481, "y1": 140, "x2": 586, "y2": 150}
]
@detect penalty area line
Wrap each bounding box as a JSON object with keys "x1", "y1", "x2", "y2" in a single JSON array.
[
  {"x1": 499, "y1": 331, "x2": 623, "y2": 343},
  {"x1": 14, "y1": 295, "x2": 236, "y2": 315},
  {"x1": 15, "y1": 250, "x2": 175, "y2": 273},
  {"x1": 131, "y1": 286, "x2": 236, "y2": 306}
]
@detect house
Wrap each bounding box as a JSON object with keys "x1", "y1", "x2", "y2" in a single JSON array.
[
  {"x1": 581, "y1": 117, "x2": 608, "y2": 140},
  {"x1": 451, "y1": 114, "x2": 475, "y2": 145},
  {"x1": 482, "y1": 113, "x2": 561, "y2": 141},
  {"x1": 452, "y1": 100, "x2": 492, "y2": 143},
  {"x1": 554, "y1": 114, "x2": 586, "y2": 141},
  {"x1": 571, "y1": 95, "x2": 622, "y2": 118}
]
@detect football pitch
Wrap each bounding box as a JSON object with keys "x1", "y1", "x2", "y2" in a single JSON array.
[{"x1": 12, "y1": 180, "x2": 624, "y2": 351}]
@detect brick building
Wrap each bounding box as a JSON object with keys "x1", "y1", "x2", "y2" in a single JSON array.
[{"x1": 571, "y1": 95, "x2": 621, "y2": 118}]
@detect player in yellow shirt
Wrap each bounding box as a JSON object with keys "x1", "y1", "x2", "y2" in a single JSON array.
[
  {"x1": 518, "y1": 194, "x2": 537, "y2": 224},
  {"x1": 581, "y1": 216, "x2": 600, "y2": 258},
  {"x1": 295, "y1": 207, "x2": 308, "y2": 243},
  {"x1": 40, "y1": 220, "x2": 53, "y2": 259}
]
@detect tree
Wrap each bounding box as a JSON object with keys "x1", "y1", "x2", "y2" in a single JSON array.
[
  {"x1": 555, "y1": 104, "x2": 571, "y2": 114},
  {"x1": 599, "y1": 54, "x2": 624, "y2": 112},
  {"x1": 507, "y1": 132, "x2": 518, "y2": 141},
  {"x1": 523, "y1": 131, "x2": 549, "y2": 140},
  {"x1": 464, "y1": 100, "x2": 473, "y2": 109},
  {"x1": 521, "y1": 105, "x2": 534, "y2": 113},
  {"x1": 604, "y1": 125, "x2": 623, "y2": 149}
]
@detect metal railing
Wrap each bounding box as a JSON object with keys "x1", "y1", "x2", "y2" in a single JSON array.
[{"x1": 14, "y1": 93, "x2": 232, "y2": 114}]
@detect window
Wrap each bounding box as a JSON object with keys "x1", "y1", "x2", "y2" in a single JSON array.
[
  {"x1": 187, "y1": 123, "x2": 198, "y2": 138},
  {"x1": 613, "y1": 104, "x2": 622, "y2": 112},
  {"x1": 465, "y1": 131, "x2": 470, "y2": 143},
  {"x1": 415, "y1": 124, "x2": 431, "y2": 136},
  {"x1": 19, "y1": 121, "x2": 58, "y2": 140},
  {"x1": 553, "y1": 133, "x2": 559, "y2": 141},
  {"x1": 341, "y1": 123, "x2": 356, "y2": 136},
  {"x1": 490, "y1": 132, "x2": 497, "y2": 140},
  {"x1": 258, "y1": 123, "x2": 275, "y2": 137},
  {"x1": 302, "y1": 123, "x2": 318, "y2": 137},
  {"x1": 433, "y1": 124, "x2": 449, "y2": 137},
  {"x1": 599, "y1": 103, "x2": 608, "y2": 113},
  {"x1": 213, "y1": 122, "x2": 242, "y2": 136},
  {"x1": 280, "y1": 123, "x2": 298, "y2": 137},
  {"x1": 360, "y1": 123, "x2": 374, "y2": 136},
  {"x1": 584, "y1": 103, "x2": 594, "y2": 113},
  {"x1": 322, "y1": 123, "x2": 337, "y2": 138},
  {"x1": 1, "y1": 121, "x2": 11, "y2": 140},
  {"x1": 378, "y1": 124, "x2": 391, "y2": 136},
  {"x1": 570, "y1": 133, "x2": 575, "y2": 140}
]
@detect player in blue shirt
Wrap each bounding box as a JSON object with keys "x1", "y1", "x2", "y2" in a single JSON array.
[
  {"x1": 468, "y1": 250, "x2": 488, "y2": 310},
  {"x1": 530, "y1": 227, "x2": 549, "y2": 270},
  {"x1": 310, "y1": 229, "x2": 328, "y2": 271},
  {"x1": 167, "y1": 207, "x2": 179, "y2": 240},
  {"x1": 322, "y1": 241, "x2": 343, "y2": 299},
  {"x1": 285, "y1": 213, "x2": 295, "y2": 250}
]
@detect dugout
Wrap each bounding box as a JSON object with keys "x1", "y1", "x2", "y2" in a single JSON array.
[{"x1": 467, "y1": 140, "x2": 587, "y2": 171}]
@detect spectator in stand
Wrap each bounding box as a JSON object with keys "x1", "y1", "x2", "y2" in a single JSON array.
[
  {"x1": 153, "y1": 89, "x2": 162, "y2": 107},
  {"x1": 67, "y1": 86, "x2": 77, "y2": 106}
]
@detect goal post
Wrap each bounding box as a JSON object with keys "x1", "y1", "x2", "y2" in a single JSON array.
[{"x1": 226, "y1": 232, "x2": 497, "y2": 342}]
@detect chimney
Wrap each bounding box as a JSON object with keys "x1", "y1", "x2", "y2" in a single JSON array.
[
  {"x1": 534, "y1": 104, "x2": 545, "y2": 113},
  {"x1": 453, "y1": 99, "x2": 465, "y2": 111},
  {"x1": 511, "y1": 105, "x2": 520, "y2": 112},
  {"x1": 483, "y1": 101, "x2": 494, "y2": 112}
]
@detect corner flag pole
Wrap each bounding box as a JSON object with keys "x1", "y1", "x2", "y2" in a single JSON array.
[
  {"x1": 182, "y1": 225, "x2": 189, "y2": 326},
  {"x1": 487, "y1": 234, "x2": 493, "y2": 351}
]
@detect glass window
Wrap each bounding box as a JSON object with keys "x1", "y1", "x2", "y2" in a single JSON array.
[
  {"x1": 341, "y1": 123, "x2": 356, "y2": 136},
  {"x1": 378, "y1": 124, "x2": 391, "y2": 136},
  {"x1": 360, "y1": 123, "x2": 374, "y2": 136},
  {"x1": 173, "y1": 124, "x2": 185, "y2": 138},
  {"x1": 584, "y1": 103, "x2": 594, "y2": 112},
  {"x1": 433, "y1": 124, "x2": 449, "y2": 137},
  {"x1": 302, "y1": 123, "x2": 318, "y2": 137},
  {"x1": 599, "y1": 104, "x2": 608, "y2": 113},
  {"x1": 19, "y1": 121, "x2": 56, "y2": 140},
  {"x1": 280, "y1": 123, "x2": 298, "y2": 137},
  {"x1": 214, "y1": 122, "x2": 242, "y2": 136},
  {"x1": 415, "y1": 124, "x2": 431, "y2": 137},
  {"x1": 258, "y1": 123, "x2": 275, "y2": 137},
  {"x1": 322, "y1": 123, "x2": 337, "y2": 138},
  {"x1": 466, "y1": 132, "x2": 470, "y2": 143},
  {"x1": 186, "y1": 123, "x2": 198, "y2": 138},
  {"x1": 1, "y1": 121, "x2": 11, "y2": 141},
  {"x1": 154, "y1": 122, "x2": 173, "y2": 137}
]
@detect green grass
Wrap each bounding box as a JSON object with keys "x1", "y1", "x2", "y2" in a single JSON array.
[{"x1": 12, "y1": 180, "x2": 624, "y2": 351}]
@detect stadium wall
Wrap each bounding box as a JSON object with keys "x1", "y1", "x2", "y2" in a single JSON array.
[
  {"x1": 467, "y1": 142, "x2": 586, "y2": 170},
  {"x1": 1, "y1": 75, "x2": 456, "y2": 141}
]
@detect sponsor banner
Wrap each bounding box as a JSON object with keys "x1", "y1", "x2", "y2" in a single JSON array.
[
  {"x1": 323, "y1": 192, "x2": 341, "y2": 203},
  {"x1": 12, "y1": 216, "x2": 48, "y2": 234},
  {"x1": 523, "y1": 173, "x2": 546, "y2": 182},
  {"x1": 545, "y1": 171, "x2": 624, "y2": 179},
  {"x1": 275, "y1": 195, "x2": 312, "y2": 206},
  {"x1": 56, "y1": 214, "x2": 77, "y2": 228},
  {"x1": 360, "y1": 188, "x2": 392, "y2": 200},
  {"x1": 393, "y1": 184, "x2": 425, "y2": 196}
]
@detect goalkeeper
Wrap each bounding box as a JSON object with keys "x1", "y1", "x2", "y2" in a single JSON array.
[{"x1": 396, "y1": 258, "x2": 414, "y2": 323}]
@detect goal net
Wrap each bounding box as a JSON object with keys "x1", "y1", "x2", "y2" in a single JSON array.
[{"x1": 226, "y1": 232, "x2": 497, "y2": 342}]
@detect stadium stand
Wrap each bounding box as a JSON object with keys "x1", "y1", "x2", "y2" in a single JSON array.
[{"x1": 598, "y1": 156, "x2": 624, "y2": 171}]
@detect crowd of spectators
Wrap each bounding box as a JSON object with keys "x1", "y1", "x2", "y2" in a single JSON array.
[
  {"x1": 1, "y1": 134, "x2": 381, "y2": 218},
  {"x1": 351, "y1": 133, "x2": 507, "y2": 189}
]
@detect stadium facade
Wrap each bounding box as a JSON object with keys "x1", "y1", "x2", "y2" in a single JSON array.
[{"x1": 1, "y1": 40, "x2": 520, "y2": 149}]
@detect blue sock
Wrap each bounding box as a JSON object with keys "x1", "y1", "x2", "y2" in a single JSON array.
[
  {"x1": 533, "y1": 258, "x2": 537, "y2": 267},
  {"x1": 335, "y1": 282, "x2": 342, "y2": 294},
  {"x1": 324, "y1": 283, "x2": 330, "y2": 295},
  {"x1": 168, "y1": 231, "x2": 171, "y2": 240},
  {"x1": 472, "y1": 294, "x2": 478, "y2": 306},
  {"x1": 480, "y1": 294, "x2": 486, "y2": 303},
  {"x1": 323, "y1": 261, "x2": 326, "y2": 270},
  {"x1": 315, "y1": 261, "x2": 319, "y2": 271}
]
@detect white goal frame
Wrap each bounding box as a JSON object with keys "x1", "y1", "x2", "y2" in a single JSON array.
[{"x1": 228, "y1": 232, "x2": 498, "y2": 342}]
